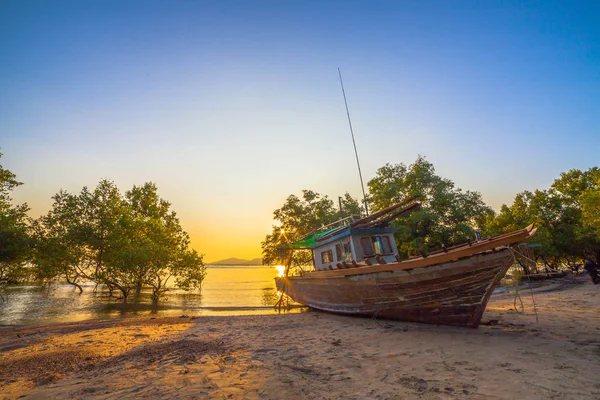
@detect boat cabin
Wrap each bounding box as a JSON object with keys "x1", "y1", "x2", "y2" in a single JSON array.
[
  {"x1": 286, "y1": 198, "x2": 421, "y2": 271},
  {"x1": 311, "y1": 227, "x2": 399, "y2": 270}
]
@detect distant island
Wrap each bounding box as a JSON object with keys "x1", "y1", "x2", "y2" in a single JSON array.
[{"x1": 207, "y1": 257, "x2": 264, "y2": 266}]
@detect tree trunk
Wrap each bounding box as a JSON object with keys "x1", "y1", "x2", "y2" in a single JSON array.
[
  {"x1": 151, "y1": 284, "x2": 162, "y2": 305},
  {"x1": 65, "y1": 275, "x2": 83, "y2": 294},
  {"x1": 120, "y1": 287, "x2": 129, "y2": 303},
  {"x1": 151, "y1": 277, "x2": 166, "y2": 305}
]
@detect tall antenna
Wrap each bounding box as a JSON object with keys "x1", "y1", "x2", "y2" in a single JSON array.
[{"x1": 338, "y1": 68, "x2": 369, "y2": 216}]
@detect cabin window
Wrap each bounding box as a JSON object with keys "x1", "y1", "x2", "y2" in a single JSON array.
[
  {"x1": 361, "y1": 235, "x2": 393, "y2": 256},
  {"x1": 335, "y1": 239, "x2": 352, "y2": 262},
  {"x1": 372, "y1": 236, "x2": 393, "y2": 254},
  {"x1": 321, "y1": 249, "x2": 333, "y2": 264},
  {"x1": 360, "y1": 237, "x2": 375, "y2": 256},
  {"x1": 381, "y1": 236, "x2": 392, "y2": 253}
]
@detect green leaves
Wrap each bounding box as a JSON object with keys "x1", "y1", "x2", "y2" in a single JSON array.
[
  {"x1": 485, "y1": 167, "x2": 600, "y2": 267},
  {"x1": 262, "y1": 156, "x2": 600, "y2": 270},
  {"x1": 32, "y1": 180, "x2": 205, "y2": 302},
  {"x1": 262, "y1": 156, "x2": 497, "y2": 266},
  {"x1": 122, "y1": 183, "x2": 205, "y2": 301},
  {"x1": 0, "y1": 152, "x2": 31, "y2": 287},
  {"x1": 262, "y1": 190, "x2": 362, "y2": 267},
  {"x1": 581, "y1": 185, "x2": 600, "y2": 233},
  {"x1": 368, "y1": 156, "x2": 493, "y2": 257}
]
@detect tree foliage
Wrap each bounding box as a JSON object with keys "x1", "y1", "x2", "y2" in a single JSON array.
[
  {"x1": 122, "y1": 183, "x2": 206, "y2": 303},
  {"x1": 581, "y1": 183, "x2": 600, "y2": 234},
  {"x1": 368, "y1": 156, "x2": 493, "y2": 257},
  {"x1": 261, "y1": 190, "x2": 361, "y2": 268},
  {"x1": 33, "y1": 180, "x2": 206, "y2": 302},
  {"x1": 0, "y1": 153, "x2": 31, "y2": 288},
  {"x1": 262, "y1": 157, "x2": 599, "y2": 273},
  {"x1": 485, "y1": 167, "x2": 600, "y2": 268},
  {"x1": 261, "y1": 156, "x2": 493, "y2": 265}
]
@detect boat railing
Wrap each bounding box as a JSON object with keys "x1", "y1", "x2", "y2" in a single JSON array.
[
  {"x1": 318, "y1": 214, "x2": 362, "y2": 232},
  {"x1": 295, "y1": 214, "x2": 363, "y2": 243}
]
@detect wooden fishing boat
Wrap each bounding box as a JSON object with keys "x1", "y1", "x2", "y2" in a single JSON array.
[{"x1": 275, "y1": 199, "x2": 537, "y2": 328}]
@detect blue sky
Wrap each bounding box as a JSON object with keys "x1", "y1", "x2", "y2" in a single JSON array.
[{"x1": 1, "y1": 1, "x2": 598, "y2": 260}]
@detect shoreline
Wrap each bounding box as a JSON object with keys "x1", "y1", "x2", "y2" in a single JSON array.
[{"x1": 1, "y1": 277, "x2": 598, "y2": 399}]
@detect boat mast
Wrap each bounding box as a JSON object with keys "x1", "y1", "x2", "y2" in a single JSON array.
[{"x1": 338, "y1": 68, "x2": 369, "y2": 216}]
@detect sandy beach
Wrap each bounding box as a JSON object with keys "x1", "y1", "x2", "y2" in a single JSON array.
[{"x1": 1, "y1": 277, "x2": 599, "y2": 400}]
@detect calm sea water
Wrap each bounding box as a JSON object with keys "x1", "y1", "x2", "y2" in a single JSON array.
[{"x1": 0, "y1": 266, "x2": 298, "y2": 326}]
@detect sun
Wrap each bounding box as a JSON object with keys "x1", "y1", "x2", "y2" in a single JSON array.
[{"x1": 275, "y1": 265, "x2": 285, "y2": 277}]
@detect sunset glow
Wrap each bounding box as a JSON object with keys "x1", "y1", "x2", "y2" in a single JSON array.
[{"x1": 275, "y1": 266, "x2": 285, "y2": 278}]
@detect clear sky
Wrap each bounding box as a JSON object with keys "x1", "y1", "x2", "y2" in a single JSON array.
[{"x1": 1, "y1": 1, "x2": 598, "y2": 262}]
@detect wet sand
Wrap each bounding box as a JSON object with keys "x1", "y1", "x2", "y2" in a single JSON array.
[{"x1": 1, "y1": 277, "x2": 599, "y2": 399}]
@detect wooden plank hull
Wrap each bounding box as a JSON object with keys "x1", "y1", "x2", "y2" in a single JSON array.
[{"x1": 276, "y1": 248, "x2": 514, "y2": 328}]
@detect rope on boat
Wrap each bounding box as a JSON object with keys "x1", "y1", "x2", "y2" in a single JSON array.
[
  {"x1": 513, "y1": 282, "x2": 525, "y2": 314},
  {"x1": 510, "y1": 246, "x2": 538, "y2": 266},
  {"x1": 508, "y1": 247, "x2": 539, "y2": 322}
]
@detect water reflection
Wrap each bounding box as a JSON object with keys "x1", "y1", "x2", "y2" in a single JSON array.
[
  {"x1": 261, "y1": 287, "x2": 278, "y2": 305},
  {"x1": 0, "y1": 266, "x2": 302, "y2": 325}
]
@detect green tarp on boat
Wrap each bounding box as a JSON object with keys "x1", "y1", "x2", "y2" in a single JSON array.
[{"x1": 288, "y1": 227, "x2": 344, "y2": 249}]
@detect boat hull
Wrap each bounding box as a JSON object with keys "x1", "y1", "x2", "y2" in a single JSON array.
[{"x1": 276, "y1": 248, "x2": 513, "y2": 328}]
